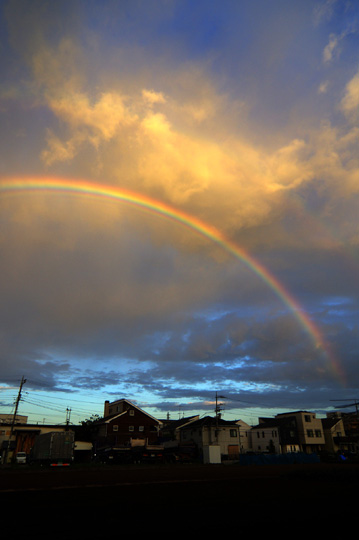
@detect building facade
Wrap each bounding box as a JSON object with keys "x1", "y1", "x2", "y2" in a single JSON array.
[
  {"x1": 250, "y1": 420, "x2": 282, "y2": 454},
  {"x1": 178, "y1": 416, "x2": 243, "y2": 459},
  {"x1": 95, "y1": 399, "x2": 162, "y2": 451}
]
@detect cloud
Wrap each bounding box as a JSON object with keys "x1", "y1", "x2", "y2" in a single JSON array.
[
  {"x1": 313, "y1": 0, "x2": 338, "y2": 26},
  {"x1": 41, "y1": 91, "x2": 137, "y2": 165},
  {"x1": 30, "y1": 41, "x2": 323, "y2": 243},
  {"x1": 1, "y1": 0, "x2": 359, "y2": 421},
  {"x1": 322, "y1": 21, "x2": 358, "y2": 64},
  {"x1": 323, "y1": 33, "x2": 340, "y2": 63},
  {"x1": 318, "y1": 81, "x2": 329, "y2": 94},
  {"x1": 141, "y1": 89, "x2": 166, "y2": 107},
  {"x1": 340, "y1": 71, "x2": 359, "y2": 118}
]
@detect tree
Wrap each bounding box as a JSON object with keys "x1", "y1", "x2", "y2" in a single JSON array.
[{"x1": 76, "y1": 414, "x2": 102, "y2": 442}]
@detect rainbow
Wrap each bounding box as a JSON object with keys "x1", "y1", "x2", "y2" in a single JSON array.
[{"x1": 0, "y1": 175, "x2": 345, "y2": 385}]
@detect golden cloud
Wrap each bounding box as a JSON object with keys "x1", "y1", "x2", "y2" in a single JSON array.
[{"x1": 19, "y1": 34, "x2": 357, "y2": 253}]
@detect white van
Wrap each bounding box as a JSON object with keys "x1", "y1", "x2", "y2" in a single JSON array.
[{"x1": 15, "y1": 452, "x2": 27, "y2": 464}]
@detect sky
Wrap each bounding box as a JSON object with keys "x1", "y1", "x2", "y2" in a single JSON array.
[{"x1": 0, "y1": 0, "x2": 359, "y2": 427}]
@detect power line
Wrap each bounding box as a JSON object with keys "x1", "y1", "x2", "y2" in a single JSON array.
[
  {"x1": 22, "y1": 392, "x2": 99, "y2": 412},
  {"x1": 27, "y1": 391, "x2": 104, "y2": 405},
  {"x1": 22, "y1": 397, "x2": 98, "y2": 419}
]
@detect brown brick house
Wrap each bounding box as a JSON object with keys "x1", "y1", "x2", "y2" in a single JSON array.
[{"x1": 94, "y1": 399, "x2": 162, "y2": 455}]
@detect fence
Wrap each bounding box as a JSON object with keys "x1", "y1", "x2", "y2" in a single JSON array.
[{"x1": 238, "y1": 452, "x2": 320, "y2": 466}]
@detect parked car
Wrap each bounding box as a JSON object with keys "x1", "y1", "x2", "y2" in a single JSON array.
[{"x1": 15, "y1": 452, "x2": 27, "y2": 464}]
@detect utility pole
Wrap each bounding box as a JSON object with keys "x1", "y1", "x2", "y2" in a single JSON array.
[
  {"x1": 65, "y1": 408, "x2": 72, "y2": 429},
  {"x1": 215, "y1": 392, "x2": 226, "y2": 443},
  {"x1": 4, "y1": 376, "x2": 26, "y2": 464}
]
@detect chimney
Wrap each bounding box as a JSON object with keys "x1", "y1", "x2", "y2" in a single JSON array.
[{"x1": 104, "y1": 400, "x2": 110, "y2": 418}]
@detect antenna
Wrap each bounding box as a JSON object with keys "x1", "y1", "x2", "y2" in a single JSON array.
[
  {"x1": 330, "y1": 399, "x2": 359, "y2": 416},
  {"x1": 65, "y1": 407, "x2": 72, "y2": 429},
  {"x1": 215, "y1": 392, "x2": 226, "y2": 420}
]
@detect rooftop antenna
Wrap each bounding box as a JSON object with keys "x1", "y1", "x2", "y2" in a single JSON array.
[
  {"x1": 178, "y1": 405, "x2": 184, "y2": 419},
  {"x1": 330, "y1": 399, "x2": 359, "y2": 416},
  {"x1": 65, "y1": 407, "x2": 72, "y2": 429},
  {"x1": 215, "y1": 392, "x2": 226, "y2": 420}
]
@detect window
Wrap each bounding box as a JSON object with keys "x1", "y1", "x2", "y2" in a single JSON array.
[
  {"x1": 307, "y1": 429, "x2": 314, "y2": 437},
  {"x1": 129, "y1": 409, "x2": 134, "y2": 416},
  {"x1": 139, "y1": 426, "x2": 144, "y2": 432},
  {"x1": 304, "y1": 415, "x2": 311, "y2": 422},
  {"x1": 230, "y1": 429, "x2": 237, "y2": 437},
  {"x1": 129, "y1": 426, "x2": 134, "y2": 432},
  {"x1": 315, "y1": 430, "x2": 322, "y2": 437},
  {"x1": 113, "y1": 425, "x2": 118, "y2": 432}
]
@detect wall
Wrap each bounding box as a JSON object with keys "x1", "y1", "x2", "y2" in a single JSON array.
[
  {"x1": 180, "y1": 424, "x2": 240, "y2": 458},
  {"x1": 251, "y1": 427, "x2": 281, "y2": 454}
]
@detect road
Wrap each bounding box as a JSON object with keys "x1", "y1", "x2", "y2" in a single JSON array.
[{"x1": 1, "y1": 462, "x2": 357, "y2": 531}]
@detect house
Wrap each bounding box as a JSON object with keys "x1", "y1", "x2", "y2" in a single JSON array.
[
  {"x1": 93, "y1": 399, "x2": 163, "y2": 457},
  {"x1": 250, "y1": 419, "x2": 283, "y2": 454},
  {"x1": 0, "y1": 414, "x2": 28, "y2": 424},
  {"x1": 275, "y1": 411, "x2": 325, "y2": 453},
  {"x1": 252, "y1": 411, "x2": 326, "y2": 454},
  {"x1": 177, "y1": 415, "x2": 243, "y2": 461},
  {"x1": 0, "y1": 422, "x2": 74, "y2": 464},
  {"x1": 337, "y1": 412, "x2": 359, "y2": 453},
  {"x1": 159, "y1": 415, "x2": 200, "y2": 444},
  {"x1": 325, "y1": 411, "x2": 359, "y2": 454},
  {"x1": 251, "y1": 411, "x2": 328, "y2": 455},
  {"x1": 235, "y1": 419, "x2": 252, "y2": 454},
  {"x1": 321, "y1": 415, "x2": 347, "y2": 454}
]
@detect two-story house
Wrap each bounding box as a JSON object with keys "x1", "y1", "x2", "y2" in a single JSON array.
[
  {"x1": 252, "y1": 411, "x2": 325, "y2": 454},
  {"x1": 94, "y1": 399, "x2": 163, "y2": 458},
  {"x1": 235, "y1": 419, "x2": 253, "y2": 453},
  {"x1": 177, "y1": 415, "x2": 244, "y2": 461},
  {"x1": 321, "y1": 415, "x2": 347, "y2": 454},
  {"x1": 250, "y1": 419, "x2": 283, "y2": 454},
  {"x1": 276, "y1": 411, "x2": 325, "y2": 453}
]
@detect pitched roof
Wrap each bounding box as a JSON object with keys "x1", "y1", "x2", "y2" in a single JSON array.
[
  {"x1": 321, "y1": 417, "x2": 342, "y2": 429},
  {"x1": 160, "y1": 416, "x2": 200, "y2": 430},
  {"x1": 178, "y1": 416, "x2": 239, "y2": 430},
  {"x1": 103, "y1": 398, "x2": 162, "y2": 425}
]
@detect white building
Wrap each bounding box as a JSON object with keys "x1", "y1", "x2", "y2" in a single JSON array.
[
  {"x1": 250, "y1": 421, "x2": 281, "y2": 454},
  {"x1": 251, "y1": 411, "x2": 326, "y2": 454},
  {"x1": 235, "y1": 419, "x2": 252, "y2": 453},
  {"x1": 178, "y1": 416, "x2": 243, "y2": 460}
]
